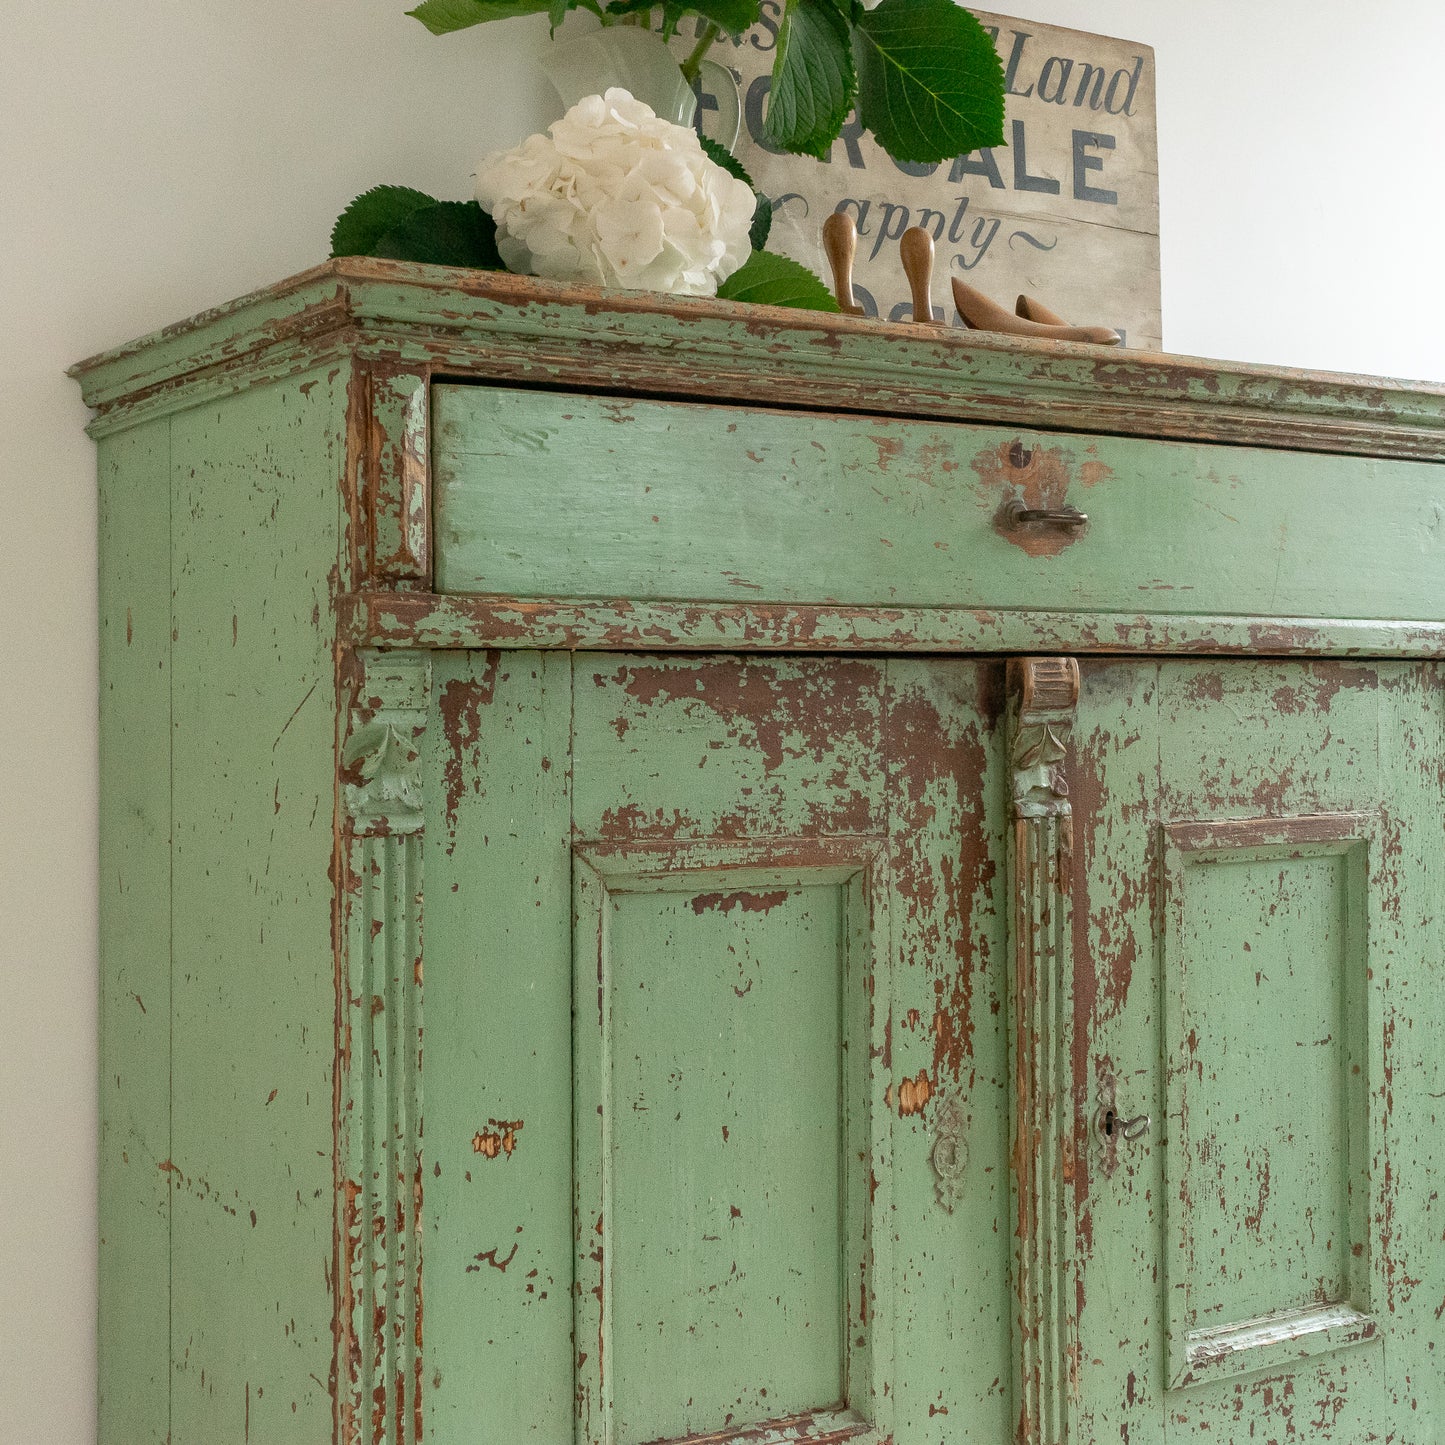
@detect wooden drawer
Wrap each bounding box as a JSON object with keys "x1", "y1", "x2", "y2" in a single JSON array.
[{"x1": 432, "y1": 383, "x2": 1445, "y2": 624}]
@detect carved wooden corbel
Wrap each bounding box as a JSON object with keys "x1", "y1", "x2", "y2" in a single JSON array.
[{"x1": 1006, "y1": 656, "x2": 1081, "y2": 1445}]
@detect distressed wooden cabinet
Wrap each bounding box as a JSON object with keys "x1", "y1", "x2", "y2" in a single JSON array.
[{"x1": 75, "y1": 261, "x2": 1445, "y2": 1445}]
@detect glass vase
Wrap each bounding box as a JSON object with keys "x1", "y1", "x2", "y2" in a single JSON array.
[{"x1": 542, "y1": 24, "x2": 741, "y2": 152}]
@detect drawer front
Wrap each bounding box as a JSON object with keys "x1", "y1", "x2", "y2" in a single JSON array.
[{"x1": 432, "y1": 384, "x2": 1445, "y2": 622}]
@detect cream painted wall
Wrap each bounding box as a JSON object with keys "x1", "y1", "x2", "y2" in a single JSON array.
[{"x1": 3, "y1": 2, "x2": 1442, "y2": 1439}]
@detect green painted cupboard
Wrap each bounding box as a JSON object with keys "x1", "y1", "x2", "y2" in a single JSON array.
[{"x1": 75, "y1": 261, "x2": 1445, "y2": 1444}]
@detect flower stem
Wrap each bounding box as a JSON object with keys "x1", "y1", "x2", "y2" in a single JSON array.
[{"x1": 679, "y1": 22, "x2": 720, "y2": 82}]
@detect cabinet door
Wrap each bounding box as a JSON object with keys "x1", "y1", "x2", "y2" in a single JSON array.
[
  {"x1": 422, "y1": 653, "x2": 1018, "y2": 1445},
  {"x1": 1074, "y1": 659, "x2": 1445, "y2": 1444}
]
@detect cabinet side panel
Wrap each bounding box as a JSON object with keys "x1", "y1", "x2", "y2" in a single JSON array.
[
  {"x1": 421, "y1": 651, "x2": 575, "y2": 1441},
  {"x1": 98, "y1": 417, "x2": 173, "y2": 1444},
  {"x1": 168, "y1": 369, "x2": 344, "y2": 1441}
]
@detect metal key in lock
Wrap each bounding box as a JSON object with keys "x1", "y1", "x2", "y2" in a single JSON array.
[{"x1": 1096, "y1": 1105, "x2": 1151, "y2": 1143}]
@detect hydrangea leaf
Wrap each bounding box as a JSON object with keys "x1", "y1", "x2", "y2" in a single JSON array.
[
  {"x1": 331, "y1": 186, "x2": 438, "y2": 258},
  {"x1": 697, "y1": 135, "x2": 772, "y2": 251},
  {"x1": 370, "y1": 201, "x2": 505, "y2": 269},
  {"x1": 854, "y1": 0, "x2": 1005, "y2": 164},
  {"x1": 748, "y1": 190, "x2": 773, "y2": 253},
  {"x1": 765, "y1": 0, "x2": 856, "y2": 159},
  {"x1": 407, "y1": 0, "x2": 551, "y2": 34},
  {"x1": 683, "y1": 0, "x2": 763, "y2": 36},
  {"x1": 716, "y1": 249, "x2": 840, "y2": 310}
]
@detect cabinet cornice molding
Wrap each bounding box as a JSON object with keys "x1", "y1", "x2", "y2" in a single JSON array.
[{"x1": 70, "y1": 259, "x2": 1445, "y2": 460}]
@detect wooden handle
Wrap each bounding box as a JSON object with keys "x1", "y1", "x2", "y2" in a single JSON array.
[
  {"x1": 899, "y1": 226, "x2": 941, "y2": 325},
  {"x1": 822, "y1": 212, "x2": 865, "y2": 316},
  {"x1": 953, "y1": 279, "x2": 1121, "y2": 345}
]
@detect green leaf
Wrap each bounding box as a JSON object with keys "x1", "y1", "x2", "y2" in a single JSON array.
[
  {"x1": 370, "y1": 201, "x2": 505, "y2": 269},
  {"x1": 854, "y1": 0, "x2": 1005, "y2": 164},
  {"x1": 765, "y1": 0, "x2": 856, "y2": 159},
  {"x1": 331, "y1": 185, "x2": 437, "y2": 258},
  {"x1": 406, "y1": 0, "x2": 551, "y2": 34},
  {"x1": 716, "y1": 249, "x2": 840, "y2": 311},
  {"x1": 697, "y1": 135, "x2": 772, "y2": 251},
  {"x1": 697, "y1": 133, "x2": 755, "y2": 189},
  {"x1": 748, "y1": 194, "x2": 774, "y2": 252},
  {"x1": 548, "y1": 0, "x2": 571, "y2": 33},
  {"x1": 684, "y1": 0, "x2": 762, "y2": 35}
]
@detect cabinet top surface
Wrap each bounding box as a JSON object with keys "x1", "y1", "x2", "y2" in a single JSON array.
[{"x1": 70, "y1": 257, "x2": 1445, "y2": 459}]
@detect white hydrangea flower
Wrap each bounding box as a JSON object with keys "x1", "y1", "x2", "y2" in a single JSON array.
[{"x1": 476, "y1": 88, "x2": 755, "y2": 296}]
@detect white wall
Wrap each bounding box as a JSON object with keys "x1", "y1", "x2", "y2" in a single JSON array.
[{"x1": 3, "y1": 2, "x2": 1443, "y2": 1439}]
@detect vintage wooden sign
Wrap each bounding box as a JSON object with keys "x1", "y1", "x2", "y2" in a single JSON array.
[{"x1": 687, "y1": 9, "x2": 1160, "y2": 347}]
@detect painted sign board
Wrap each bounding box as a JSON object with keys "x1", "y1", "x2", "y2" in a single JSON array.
[{"x1": 686, "y1": 8, "x2": 1161, "y2": 347}]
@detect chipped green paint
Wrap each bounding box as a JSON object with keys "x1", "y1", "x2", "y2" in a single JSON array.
[
  {"x1": 433, "y1": 385, "x2": 1445, "y2": 626},
  {"x1": 80, "y1": 266, "x2": 1445, "y2": 1444},
  {"x1": 1071, "y1": 660, "x2": 1444, "y2": 1444},
  {"x1": 97, "y1": 416, "x2": 172, "y2": 1445},
  {"x1": 168, "y1": 369, "x2": 342, "y2": 1442},
  {"x1": 1006, "y1": 658, "x2": 1081, "y2": 1445},
  {"x1": 338, "y1": 651, "x2": 430, "y2": 1445},
  {"x1": 1160, "y1": 814, "x2": 1377, "y2": 1390},
  {"x1": 69, "y1": 260, "x2": 1445, "y2": 461},
  {"x1": 421, "y1": 650, "x2": 575, "y2": 1441}
]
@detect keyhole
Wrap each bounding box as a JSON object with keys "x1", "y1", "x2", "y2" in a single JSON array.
[{"x1": 1096, "y1": 1105, "x2": 1150, "y2": 1143}]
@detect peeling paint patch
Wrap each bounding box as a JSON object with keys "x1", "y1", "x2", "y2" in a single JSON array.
[
  {"x1": 690, "y1": 889, "x2": 791, "y2": 916},
  {"x1": 472, "y1": 1119, "x2": 523, "y2": 1160},
  {"x1": 898, "y1": 1068, "x2": 933, "y2": 1117},
  {"x1": 436, "y1": 652, "x2": 501, "y2": 845},
  {"x1": 972, "y1": 437, "x2": 1111, "y2": 555},
  {"x1": 467, "y1": 1243, "x2": 519, "y2": 1274}
]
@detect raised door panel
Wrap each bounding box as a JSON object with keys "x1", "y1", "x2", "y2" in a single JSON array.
[
  {"x1": 1074, "y1": 660, "x2": 1445, "y2": 1445},
  {"x1": 573, "y1": 843, "x2": 883, "y2": 1443},
  {"x1": 1161, "y1": 815, "x2": 1377, "y2": 1389}
]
